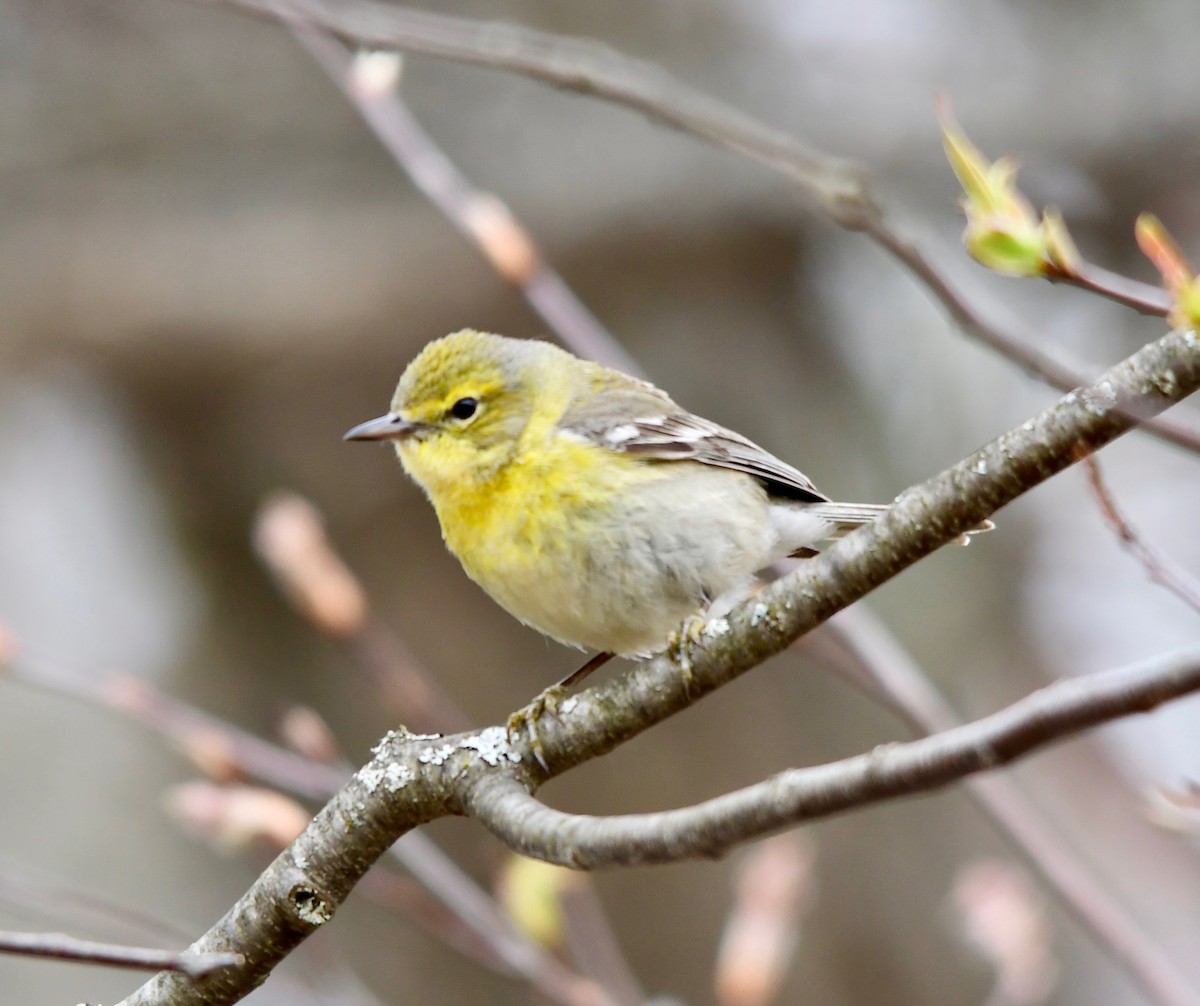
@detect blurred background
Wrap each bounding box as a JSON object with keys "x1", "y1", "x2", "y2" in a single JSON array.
[{"x1": 3, "y1": 0, "x2": 1200, "y2": 1003}]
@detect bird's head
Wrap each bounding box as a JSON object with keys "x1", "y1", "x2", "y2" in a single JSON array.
[{"x1": 344, "y1": 329, "x2": 569, "y2": 493}]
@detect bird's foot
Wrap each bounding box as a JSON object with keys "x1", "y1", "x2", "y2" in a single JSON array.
[
  {"x1": 666, "y1": 613, "x2": 711, "y2": 694},
  {"x1": 506, "y1": 683, "x2": 567, "y2": 771}
]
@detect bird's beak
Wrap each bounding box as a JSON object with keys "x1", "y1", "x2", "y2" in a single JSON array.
[{"x1": 343, "y1": 413, "x2": 422, "y2": 442}]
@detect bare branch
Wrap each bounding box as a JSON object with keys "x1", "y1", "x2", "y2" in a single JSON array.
[
  {"x1": 0, "y1": 929, "x2": 240, "y2": 977},
  {"x1": 288, "y1": 25, "x2": 639, "y2": 373},
  {"x1": 253, "y1": 492, "x2": 473, "y2": 733},
  {"x1": 1083, "y1": 455, "x2": 1200, "y2": 616}
]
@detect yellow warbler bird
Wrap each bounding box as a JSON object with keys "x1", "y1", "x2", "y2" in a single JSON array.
[{"x1": 347, "y1": 330, "x2": 962, "y2": 662}]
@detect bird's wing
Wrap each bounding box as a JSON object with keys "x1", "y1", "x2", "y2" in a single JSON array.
[{"x1": 559, "y1": 370, "x2": 828, "y2": 503}]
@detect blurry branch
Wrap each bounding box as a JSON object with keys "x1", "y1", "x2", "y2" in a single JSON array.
[
  {"x1": 31, "y1": 669, "x2": 345, "y2": 799},
  {"x1": 253, "y1": 492, "x2": 471, "y2": 732},
  {"x1": 0, "y1": 929, "x2": 240, "y2": 977},
  {"x1": 289, "y1": 22, "x2": 639, "y2": 374},
  {"x1": 201, "y1": 0, "x2": 853, "y2": 204},
  {"x1": 0, "y1": 864, "x2": 195, "y2": 947},
  {"x1": 187, "y1": 0, "x2": 1200, "y2": 454},
  {"x1": 253, "y1": 492, "x2": 642, "y2": 1003},
  {"x1": 1061, "y1": 261, "x2": 1172, "y2": 317},
  {"x1": 952, "y1": 861, "x2": 1057, "y2": 1006},
  {"x1": 825, "y1": 608, "x2": 1198, "y2": 1006},
  {"x1": 114, "y1": 322, "x2": 1200, "y2": 1006},
  {"x1": 1082, "y1": 456, "x2": 1200, "y2": 616},
  {"x1": 714, "y1": 834, "x2": 814, "y2": 1006}
]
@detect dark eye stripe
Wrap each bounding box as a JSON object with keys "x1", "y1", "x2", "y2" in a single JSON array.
[{"x1": 449, "y1": 397, "x2": 479, "y2": 420}]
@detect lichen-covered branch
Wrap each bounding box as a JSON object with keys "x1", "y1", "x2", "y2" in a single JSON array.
[{"x1": 466, "y1": 645, "x2": 1200, "y2": 866}]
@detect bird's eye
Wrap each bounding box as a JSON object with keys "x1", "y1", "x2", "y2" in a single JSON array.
[{"x1": 449, "y1": 397, "x2": 479, "y2": 421}]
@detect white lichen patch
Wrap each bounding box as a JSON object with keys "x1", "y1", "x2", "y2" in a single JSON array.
[
  {"x1": 1084, "y1": 380, "x2": 1117, "y2": 415},
  {"x1": 973, "y1": 459, "x2": 988, "y2": 474},
  {"x1": 417, "y1": 743, "x2": 458, "y2": 766},
  {"x1": 558, "y1": 695, "x2": 579, "y2": 716},
  {"x1": 702, "y1": 617, "x2": 730, "y2": 640},
  {"x1": 749, "y1": 602, "x2": 771, "y2": 627},
  {"x1": 360, "y1": 761, "x2": 414, "y2": 793},
  {"x1": 459, "y1": 726, "x2": 521, "y2": 766}
]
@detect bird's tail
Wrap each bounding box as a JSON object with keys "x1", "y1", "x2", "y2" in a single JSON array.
[{"x1": 802, "y1": 501, "x2": 995, "y2": 546}]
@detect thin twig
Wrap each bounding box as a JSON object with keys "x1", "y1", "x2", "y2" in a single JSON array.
[
  {"x1": 0, "y1": 863, "x2": 196, "y2": 946},
  {"x1": 1061, "y1": 261, "x2": 1173, "y2": 317},
  {"x1": 200, "y1": 0, "x2": 855, "y2": 206},
  {"x1": 1082, "y1": 455, "x2": 1200, "y2": 616},
  {"x1": 0, "y1": 929, "x2": 240, "y2": 977}
]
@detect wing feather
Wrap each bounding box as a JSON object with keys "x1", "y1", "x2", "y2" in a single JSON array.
[{"x1": 559, "y1": 370, "x2": 828, "y2": 503}]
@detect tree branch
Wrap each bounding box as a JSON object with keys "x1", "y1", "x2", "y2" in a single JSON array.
[{"x1": 199, "y1": 0, "x2": 855, "y2": 206}]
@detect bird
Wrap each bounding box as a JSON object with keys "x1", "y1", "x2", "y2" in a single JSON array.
[{"x1": 346, "y1": 330, "x2": 984, "y2": 672}]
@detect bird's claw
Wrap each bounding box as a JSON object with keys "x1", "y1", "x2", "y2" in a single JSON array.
[
  {"x1": 666, "y1": 614, "x2": 710, "y2": 694},
  {"x1": 506, "y1": 683, "x2": 568, "y2": 771}
]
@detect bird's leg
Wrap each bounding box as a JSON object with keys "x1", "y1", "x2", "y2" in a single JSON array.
[
  {"x1": 555, "y1": 650, "x2": 615, "y2": 691},
  {"x1": 507, "y1": 652, "x2": 614, "y2": 768},
  {"x1": 666, "y1": 615, "x2": 709, "y2": 693}
]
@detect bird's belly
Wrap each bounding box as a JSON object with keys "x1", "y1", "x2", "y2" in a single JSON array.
[{"x1": 440, "y1": 464, "x2": 774, "y2": 655}]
